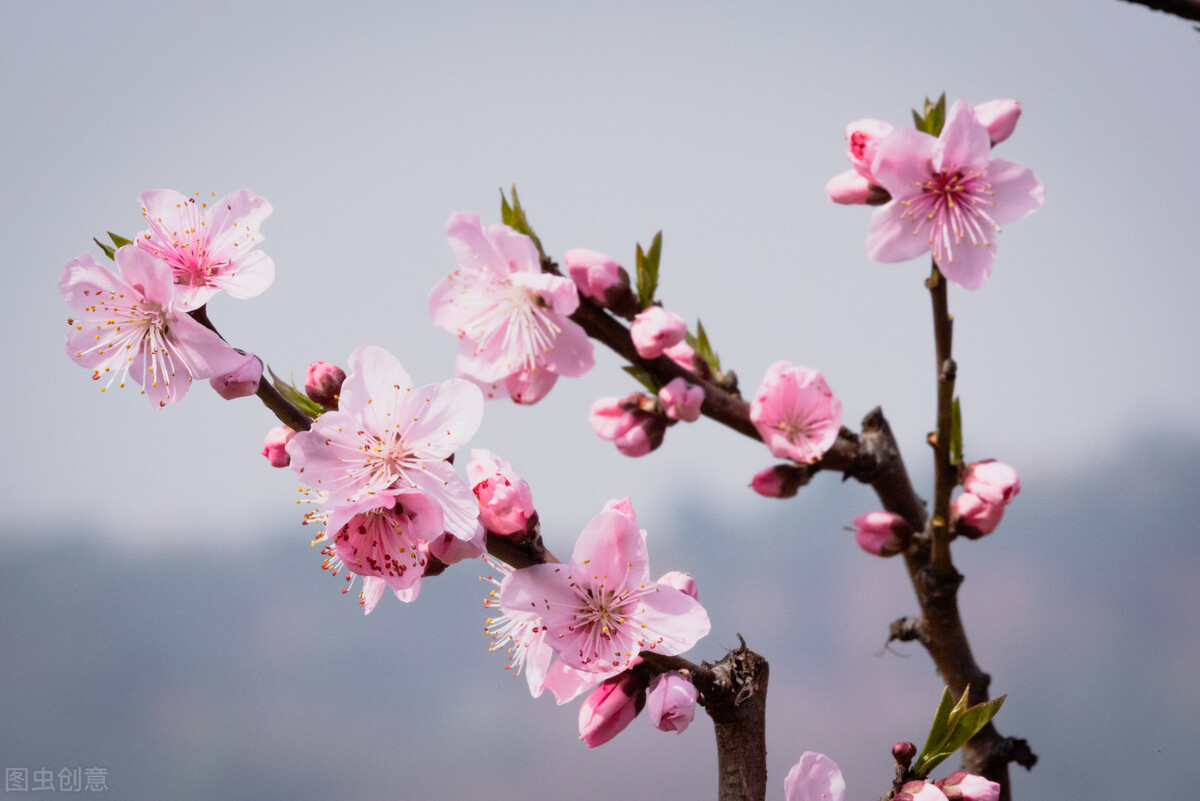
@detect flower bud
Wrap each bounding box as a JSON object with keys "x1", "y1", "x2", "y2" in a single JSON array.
[
  {"x1": 578, "y1": 666, "x2": 648, "y2": 747},
  {"x1": 826, "y1": 169, "x2": 877, "y2": 205},
  {"x1": 750, "y1": 464, "x2": 808, "y2": 499},
  {"x1": 427, "y1": 527, "x2": 486, "y2": 565},
  {"x1": 564, "y1": 248, "x2": 638, "y2": 317},
  {"x1": 589, "y1": 394, "x2": 667, "y2": 457},
  {"x1": 846, "y1": 118, "x2": 894, "y2": 182},
  {"x1": 467, "y1": 449, "x2": 535, "y2": 537},
  {"x1": 646, "y1": 672, "x2": 698, "y2": 733},
  {"x1": 210, "y1": 351, "x2": 262, "y2": 400},
  {"x1": 852, "y1": 511, "x2": 914, "y2": 556},
  {"x1": 656, "y1": 571, "x2": 698, "y2": 600},
  {"x1": 892, "y1": 740, "x2": 917, "y2": 765},
  {"x1": 630, "y1": 307, "x2": 687, "y2": 359},
  {"x1": 658, "y1": 377, "x2": 704, "y2": 422},
  {"x1": 935, "y1": 771, "x2": 1000, "y2": 801},
  {"x1": 973, "y1": 99, "x2": 1021, "y2": 146},
  {"x1": 952, "y1": 492, "x2": 1004, "y2": 539},
  {"x1": 896, "y1": 780, "x2": 950, "y2": 801},
  {"x1": 261, "y1": 425, "x2": 295, "y2": 468},
  {"x1": 305, "y1": 361, "x2": 346, "y2": 411},
  {"x1": 962, "y1": 459, "x2": 1020, "y2": 506}
]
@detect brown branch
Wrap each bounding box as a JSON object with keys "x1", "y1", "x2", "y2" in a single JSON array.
[
  {"x1": 1115, "y1": 0, "x2": 1200, "y2": 23},
  {"x1": 926, "y1": 265, "x2": 955, "y2": 575}
]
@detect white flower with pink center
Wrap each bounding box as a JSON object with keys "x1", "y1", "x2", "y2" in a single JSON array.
[
  {"x1": 866, "y1": 99, "x2": 1043, "y2": 290},
  {"x1": 137, "y1": 189, "x2": 275, "y2": 310},
  {"x1": 497, "y1": 502, "x2": 710, "y2": 679},
  {"x1": 429, "y1": 213, "x2": 594, "y2": 404},
  {"x1": 60, "y1": 247, "x2": 246, "y2": 407},
  {"x1": 285, "y1": 345, "x2": 484, "y2": 539}
]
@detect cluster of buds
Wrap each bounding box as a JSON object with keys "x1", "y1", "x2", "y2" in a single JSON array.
[{"x1": 952, "y1": 460, "x2": 1021, "y2": 540}]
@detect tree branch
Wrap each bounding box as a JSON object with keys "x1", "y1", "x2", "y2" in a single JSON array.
[{"x1": 1115, "y1": 0, "x2": 1200, "y2": 23}]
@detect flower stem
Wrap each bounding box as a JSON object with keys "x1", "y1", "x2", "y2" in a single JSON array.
[{"x1": 926, "y1": 264, "x2": 956, "y2": 576}]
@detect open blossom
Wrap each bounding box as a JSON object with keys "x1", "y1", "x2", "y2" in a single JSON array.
[
  {"x1": 429, "y1": 213, "x2": 594, "y2": 404},
  {"x1": 497, "y1": 501, "x2": 710, "y2": 680},
  {"x1": 285, "y1": 345, "x2": 484, "y2": 539},
  {"x1": 785, "y1": 752, "x2": 846, "y2": 801},
  {"x1": 60, "y1": 247, "x2": 247, "y2": 407},
  {"x1": 750, "y1": 361, "x2": 842, "y2": 463},
  {"x1": 137, "y1": 189, "x2": 274, "y2": 310},
  {"x1": 315, "y1": 488, "x2": 443, "y2": 613},
  {"x1": 866, "y1": 99, "x2": 1044, "y2": 290}
]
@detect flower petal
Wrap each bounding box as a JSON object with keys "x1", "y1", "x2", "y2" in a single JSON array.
[{"x1": 986, "y1": 158, "x2": 1045, "y2": 225}]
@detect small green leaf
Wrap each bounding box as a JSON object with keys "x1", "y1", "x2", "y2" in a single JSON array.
[
  {"x1": 268, "y1": 368, "x2": 325, "y2": 419},
  {"x1": 684, "y1": 319, "x2": 721, "y2": 373},
  {"x1": 912, "y1": 686, "x2": 1006, "y2": 776},
  {"x1": 938, "y1": 696, "x2": 1006, "y2": 762},
  {"x1": 93, "y1": 237, "x2": 116, "y2": 261},
  {"x1": 928, "y1": 92, "x2": 947, "y2": 137},
  {"x1": 622, "y1": 364, "x2": 661, "y2": 394},
  {"x1": 635, "y1": 231, "x2": 662, "y2": 309},
  {"x1": 108, "y1": 231, "x2": 134, "y2": 249},
  {"x1": 499, "y1": 185, "x2": 545, "y2": 258},
  {"x1": 950, "y1": 397, "x2": 963, "y2": 466}
]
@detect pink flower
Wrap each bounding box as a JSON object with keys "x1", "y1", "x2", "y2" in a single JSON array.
[
  {"x1": 209, "y1": 351, "x2": 262, "y2": 400},
  {"x1": 646, "y1": 671, "x2": 698, "y2": 733},
  {"x1": 658, "y1": 377, "x2": 704, "y2": 422},
  {"x1": 317, "y1": 488, "x2": 443, "y2": 613},
  {"x1": 952, "y1": 492, "x2": 1005, "y2": 539},
  {"x1": 826, "y1": 118, "x2": 894, "y2": 206},
  {"x1": 137, "y1": 189, "x2": 274, "y2": 310},
  {"x1": 826, "y1": 170, "x2": 891, "y2": 206},
  {"x1": 497, "y1": 503, "x2": 710, "y2": 679},
  {"x1": 467, "y1": 449, "x2": 535, "y2": 537},
  {"x1": 428, "y1": 213, "x2": 594, "y2": 403},
  {"x1": 963, "y1": 459, "x2": 1020, "y2": 506},
  {"x1": 261, "y1": 425, "x2": 295, "y2": 468},
  {"x1": 973, "y1": 100, "x2": 1022, "y2": 146},
  {"x1": 589, "y1": 394, "x2": 668, "y2": 457},
  {"x1": 866, "y1": 99, "x2": 1044, "y2": 290},
  {"x1": 60, "y1": 247, "x2": 247, "y2": 407},
  {"x1": 565, "y1": 248, "x2": 638, "y2": 316},
  {"x1": 935, "y1": 771, "x2": 1001, "y2": 801},
  {"x1": 785, "y1": 752, "x2": 846, "y2": 801},
  {"x1": 285, "y1": 345, "x2": 484, "y2": 538},
  {"x1": 578, "y1": 666, "x2": 648, "y2": 747},
  {"x1": 305, "y1": 361, "x2": 345, "y2": 410},
  {"x1": 896, "y1": 781, "x2": 950, "y2": 801},
  {"x1": 852, "y1": 511, "x2": 914, "y2": 556},
  {"x1": 750, "y1": 361, "x2": 842, "y2": 464},
  {"x1": 630, "y1": 306, "x2": 688, "y2": 359}
]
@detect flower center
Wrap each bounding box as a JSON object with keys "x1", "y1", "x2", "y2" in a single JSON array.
[
  {"x1": 900, "y1": 167, "x2": 998, "y2": 264},
  {"x1": 468, "y1": 283, "x2": 563, "y2": 372}
]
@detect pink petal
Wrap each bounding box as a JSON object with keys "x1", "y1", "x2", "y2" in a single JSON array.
[
  {"x1": 446, "y1": 213, "x2": 507, "y2": 278},
  {"x1": 486, "y1": 222, "x2": 541, "y2": 275},
  {"x1": 634, "y1": 587, "x2": 711, "y2": 655},
  {"x1": 218, "y1": 249, "x2": 276, "y2": 299},
  {"x1": 337, "y1": 345, "x2": 413, "y2": 419},
  {"x1": 986, "y1": 158, "x2": 1045, "y2": 225},
  {"x1": 934, "y1": 233, "x2": 996, "y2": 291},
  {"x1": 401, "y1": 378, "x2": 485, "y2": 457},
  {"x1": 784, "y1": 752, "x2": 846, "y2": 801},
  {"x1": 826, "y1": 170, "x2": 876, "y2": 205},
  {"x1": 865, "y1": 202, "x2": 936, "y2": 263},
  {"x1": 571, "y1": 510, "x2": 650, "y2": 588},
  {"x1": 871, "y1": 128, "x2": 938, "y2": 199},
  {"x1": 542, "y1": 321, "x2": 594, "y2": 378},
  {"x1": 407, "y1": 459, "x2": 479, "y2": 540},
  {"x1": 114, "y1": 246, "x2": 175, "y2": 305},
  {"x1": 934, "y1": 100, "x2": 991, "y2": 175}
]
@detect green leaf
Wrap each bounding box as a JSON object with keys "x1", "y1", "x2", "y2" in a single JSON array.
[
  {"x1": 108, "y1": 231, "x2": 134, "y2": 249},
  {"x1": 622, "y1": 364, "x2": 661, "y2": 394},
  {"x1": 499, "y1": 185, "x2": 545, "y2": 258},
  {"x1": 684, "y1": 319, "x2": 721, "y2": 373},
  {"x1": 268, "y1": 368, "x2": 325, "y2": 419},
  {"x1": 93, "y1": 237, "x2": 116, "y2": 261},
  {"x1": 950, "y1": 397, "x2": 963, "y2": 466},
  {"x1": 928, "y1": 92, "x2": 947, "y2": 137},
  {"x1": 912, "y1": 686, "x2": 1007, "y2": 776},
  {"x1": 635, "y1": 231, "x2": 662, "y2": 309}
]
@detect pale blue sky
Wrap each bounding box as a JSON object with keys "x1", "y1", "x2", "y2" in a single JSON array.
[{"x1": 3, "y1": 2, "x2": 1198, "y2": 799}]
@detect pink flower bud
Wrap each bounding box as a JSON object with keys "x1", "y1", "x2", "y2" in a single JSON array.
[
  {"x1": 973, "y1": 99, "x2": 1021, "y2": 146},
  {"x1": 261, "y1": 425, "x2": 295, "y2": 468},
  {"x1": 656, "y1": 571, "x2": 698, "y2": 600},
  {"x1": 467, "y1": 449, "x2": 535, "y2": 537},
  {"x1": 896, "y1": 780, "x2": 950, "y2": 801},
  {"x1": 578, "y1": 667, "x2": 648, "y2": 748},
  {"x1": 846, "y1": 118, "x2": 894, "y2": 182},
  {"x1": 564, "y1": 248, "x2": 638, "y2": 316},
  {"x1": 658, "y1": 377, "x2": 704, "y2": 422},
  {"x1": 209, "y1": 351, "x2": 262, "y2": 400},
  {"x1": 750, "y1": 465, "x2": 807, "y2": 499},
  {"x1": 852, "y1": 511, "x2": 914, "y2": 556},
  {"x1": 427, "y1": 527, "x2": 486, "y2": 565},
  {"x1": 646, "y1": 672, "x2": 698, "y2": 733},
  {"x1": 662, "y1": 340, "x2": 702, "y2": 374},
  {"x1": 826, "y1": 169, "x2": 876, "y2": 205},
  {"x1": 305, "y1": 361, "x2": 346, "y2": 411},
  {"x1": 935, "y1": 771, "x2": 1000, "y2": 801},
  {"x1": 892, "y1": 741, "x2": 917, "y2": 765},
  {"x1": 589, "y1": 395, "x2": 667, "y2": 457},
  {"x1": 952, "y1": 492, "x2": 1004, "y2": 539},
  {"x1": 630, "y1": 307, "x2": 688, "y2": 359},
  {"x1": 963, "y1": 459, "x2": 1020, "y2": 506}
]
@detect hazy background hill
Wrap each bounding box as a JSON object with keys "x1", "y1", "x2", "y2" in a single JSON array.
[{"x1": 4, "y1": 431, "x2": 1197, "y2": 800}]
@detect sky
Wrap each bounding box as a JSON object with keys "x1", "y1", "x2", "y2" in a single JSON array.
[{"x1": 3, "y1": 1, "x2": 1199, "y2": 799}]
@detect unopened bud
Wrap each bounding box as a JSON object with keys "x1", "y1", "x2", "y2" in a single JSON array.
[
  {"x1": 305, "y1": 361, "x2": 345, "y2": 411},
  {"x1": 646, "y1": 672, "x2": 698, "y2": 733},
  {"x1": 852, "y1": 511, "x2": 914, "y2": 556},
  {"x1": 973, "y1": 99, "x2": 1021, "y2": 146},
  {"x1": 565, "y1": 248, "x2": 638, "y2": 317},
  {"x1": 751, "y1": 464, "x2": 808, "y2": 499},
  {"x1": 892, "y1": 740, "x2": 917, "y2": 766},
  {"x1": 630, "y1": 306, "x2": 687, "y2": 359},
  {"x1": 467, "y1": 449, "x2": 535, "y2": 537},
  {"x1": 935, "y1": 771, "x2": 1000, "y2": 801},
  {"x1": 658, "y1": 377, "x2": 704, "y2": 422},
  {"x1": 952, "y1": 492, "x2": 1004, "y2": 539},
  {"x1": 589, "y1": 394, "x2": 667, "y2": 457},
  {"x1": 210, "y1": 351, "x2": 262, "y2": 400},
  {"x1": 261, "y1": 425, "x2": 295, "y2": 468},
  {"x1": 578, "y1": 665, "x2": 649, "y2": 748},
  {"x1": 962, "y1": 459, "x2": 1020, "y2": 506}
]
